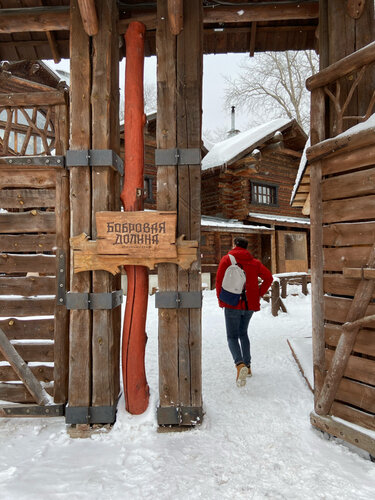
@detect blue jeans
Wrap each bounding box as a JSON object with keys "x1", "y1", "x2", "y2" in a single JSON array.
[{"x1": 224, "y1": 308, "x2": 254, "y2": 366}]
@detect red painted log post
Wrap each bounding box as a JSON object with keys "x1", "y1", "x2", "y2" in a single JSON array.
[{"x1": 121, "y1": 21, "x2": 150, "y2": 415}]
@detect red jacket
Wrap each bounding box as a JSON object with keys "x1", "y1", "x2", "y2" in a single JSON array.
[{"x1": 216, "y1": 247, "x2": 273, "y2": 311}]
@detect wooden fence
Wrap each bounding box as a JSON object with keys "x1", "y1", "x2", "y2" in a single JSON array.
[{"x1": 0, "y1": 157, "x2": 69, "y2": 409}]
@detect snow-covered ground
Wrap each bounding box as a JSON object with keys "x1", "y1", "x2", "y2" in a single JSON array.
[{"x1": 1, "y1": 288, "x2": 375, "y2": 500}]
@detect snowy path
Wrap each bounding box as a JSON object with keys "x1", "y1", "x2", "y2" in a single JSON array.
[{"x1": 0, "y1": 290, "x2": 374, "y2": 499}]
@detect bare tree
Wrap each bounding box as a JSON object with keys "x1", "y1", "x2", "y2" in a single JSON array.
[
  {"x1": 144, "y1": 83, "x2": 157, "y2": 115},
  {"x1": 119, "y1": 82, "x2": 157, "y2": 122},
  {"x1": 224, "y1": 51, "x2": 318, "y2": 132}
]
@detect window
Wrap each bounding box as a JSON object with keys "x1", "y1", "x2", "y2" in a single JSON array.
[
  {"x1": 251, "y1": 182, "x2": 278, "y2": 206},
  {"x1": 144, "y1": 176, "x2": 155, "y2": 203}
]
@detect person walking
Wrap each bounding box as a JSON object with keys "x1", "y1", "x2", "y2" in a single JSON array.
[{"x1": 216, "y1": 237, "x2": 273, "y2": 387}]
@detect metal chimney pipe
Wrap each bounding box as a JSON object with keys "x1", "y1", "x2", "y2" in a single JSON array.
[{"x1": 231, "y1": 105, "x2": 235, "y2": 132}]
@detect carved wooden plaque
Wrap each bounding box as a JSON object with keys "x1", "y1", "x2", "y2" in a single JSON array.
[{"x1": 96, "y1": 211, "x2": 177, "y2": 257}]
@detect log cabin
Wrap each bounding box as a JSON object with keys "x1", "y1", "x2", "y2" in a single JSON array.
[{"x1": 201, "y1": 117, "x2": 310, "y2": 275}]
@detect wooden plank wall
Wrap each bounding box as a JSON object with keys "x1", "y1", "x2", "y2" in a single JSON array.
[
  {"x1": 322, "y1": 149, "x2": 375, "y2": 431},
  {"x1": 0, "y1": 164, "x2": 68, "y2": 404}
]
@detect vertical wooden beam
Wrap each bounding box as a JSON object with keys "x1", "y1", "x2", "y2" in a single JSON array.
[
  {"x1": 77, "y1": 0, "x2": 99, "y2": 36},
  {"x1": 168, "y1": 0, "x2": 183, "y2": 35},
  {"x1": 156, "y1": 0, "x2": 203, "y2": 424},
  {"x1": 156, "y1": 0, "x2": 179, "y2": 412},
  {"x1": 68, "y1": 0, "x2": 92, "y2": 409},
  {"x1": 54, "y1": 170, "x2": 69, "y2": 403},
  {"x1": 309, "y1": 88, "x2": 325, "y2": 402},
  {"x1": 91, "y1": 0, "x2": 120, "y2": 408},
  {"x1": 249, "y1": 22, "x2": 257, "y2": 57},
  {"x1": 176, "y1": 1, "x2": 203, "y2": 411}
]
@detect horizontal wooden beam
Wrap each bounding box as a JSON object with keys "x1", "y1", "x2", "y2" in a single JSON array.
[
  {"x1": 306, "y1": 41, "x2": 375, "y2": 91},
  {"x1": 0, "y1": 3, "x2": 319, "y2": 36},
  {"x1": 119, "y1": 4, "x2": 318, "y2": 33},
  {"x1": 0, "y1": 6, "x2": 70, "y2": 34},
  {"x1": 204, "y1": 2, "x2": 318, "y2": 24},
  {"x1": 0, "y1": 91, "x2": 66, "y2": 107},
  {"x1": 307, "y1": 127, "x2": 375, "y2": 163},
  {"x1": 343, "y1": 267, "x2": 375, "y2": 279}
]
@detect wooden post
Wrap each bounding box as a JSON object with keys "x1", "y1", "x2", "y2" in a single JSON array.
[
  {"x1": 271, "y1": 281, "x2": 280, "y2": 317},
  {"x1": 53, "y1": 93, "x2": 69, "y2": 404},
  {"x1": 156, "y1": 0, "x2": 203, "y2": 426},
  {"x1": 68, "y1": 0, "x2": 92, "y2": 411},
  {"x1": 90, "y1": 0, "x2": 120, "y2": 411},
  {"x1": 121, "y1": 21, "x2": 150, "y2": 415},
  {"x1": 280, "y1": 278, "x2": 287, "y2": 299},
  {"x1": 270, "y1": 228, "x2": 277, "y2": 274},
  {"x1": 302, "y1": 275, "x2": 308, "y2": 295},
  {"x1": 309, "y1": 88, "x2": 326, "y2": 401}
]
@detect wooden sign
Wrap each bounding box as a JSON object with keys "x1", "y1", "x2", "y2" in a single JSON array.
[{"x1": 96, "y1": 211, "x2": 177, "y2": 257}]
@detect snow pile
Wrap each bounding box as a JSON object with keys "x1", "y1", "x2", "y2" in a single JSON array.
[{"x1": 0, "y1": 290, "x2": 374, "y2": 499}]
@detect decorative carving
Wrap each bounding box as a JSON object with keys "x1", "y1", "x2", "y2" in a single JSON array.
[
  {"x1": 70, "y1": 233, "x2": 198, "y2": 275},
  {"x1": 324, "y1": 65, "x2": 375, "y2": 135},
  {"x1": 0, "y1": 105, "x2": 55, "y2": 156}
]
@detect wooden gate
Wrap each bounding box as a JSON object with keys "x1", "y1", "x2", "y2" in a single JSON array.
[
  {"x1": 0, "y1": 157, "x2": 69, "y2": 416},
  {"x1": 307, "y1": 42, "x2": 375, "y2": 456}
]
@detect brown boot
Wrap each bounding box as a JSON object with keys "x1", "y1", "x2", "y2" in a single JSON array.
[
  {"x1": 236, "y1": 363, "x2": 248, "y2": 387},
  {"x1": 247, "y1": 365, "x2": 252, "y2": 377}
]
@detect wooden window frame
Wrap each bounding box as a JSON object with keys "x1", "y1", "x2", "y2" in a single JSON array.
[{"x1": 250, "y1": 181, "x2": 279, "y2": 207}]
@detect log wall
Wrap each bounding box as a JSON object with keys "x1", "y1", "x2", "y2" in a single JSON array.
[{"x1": 201, "y1": 150, "x2": 304, "y2": 221}]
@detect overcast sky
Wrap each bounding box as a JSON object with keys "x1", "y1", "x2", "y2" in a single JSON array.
[{"x1": 49, "y1": 52, "x2": 251, "y2": 139}]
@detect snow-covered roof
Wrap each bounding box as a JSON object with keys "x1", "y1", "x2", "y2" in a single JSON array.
[
  {"x1": 201, "y1": 215, "x2": 273, "y2": 232},
  {"x1": 248, "y1": 212, "x2": 310, "y2": 225},
  {"x1": 201, "y1": 118, "x2": 293, "y2": 171},
  {"x1": 290, "y1": 137, "x2": 310, "y2": 204}
]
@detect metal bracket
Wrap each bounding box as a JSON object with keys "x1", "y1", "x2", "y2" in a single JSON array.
[
  {"x1": 56, "y1": 249, "x2": 66, "y2": 306},
  {"x1": 155, "y1": 291, "x2": 202, "y2": 309},
  {"x1": 4, "y1": 155, "x2": 65, "y2": 167},
  {"x1": 65, "y1": 404, "x2": 117, "y2": 425},
  {"x1": 155, "y1": 148, "x2": 201, "y2": 166},
  {"x1": 66, "y1": 149, "x2": 124, "y2": 175},
  {"x1": 1, "y1": 404, "x2": 64, "y2": 418},
  {"x1": 65, "y1": 290, "x2": 123, "y2": 310},
  {"x1": 56, "y1": 249, "x2": 123, "y2": 310},
  {"x1": 157, "y1": 406, "x2": 203, "y2": 426}
]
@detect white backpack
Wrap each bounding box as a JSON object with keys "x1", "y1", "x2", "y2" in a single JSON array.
[{"x1": 219, "y1": 254, "x2": 246, "y2": 306}]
